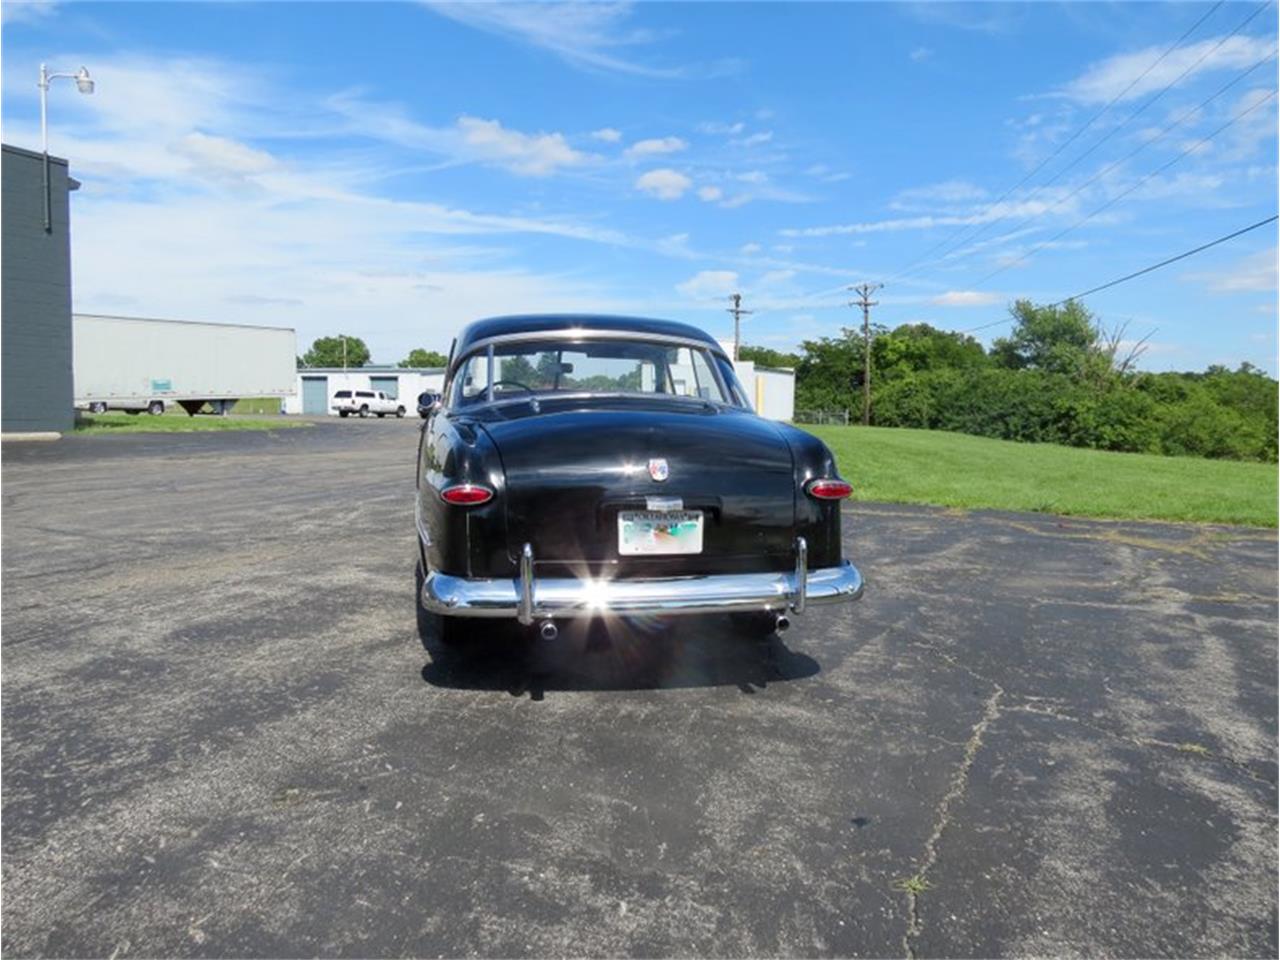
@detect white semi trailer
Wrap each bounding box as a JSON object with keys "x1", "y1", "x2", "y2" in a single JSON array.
[{"x1": 73, "y1": 314, "x2": 296, "y2": 416}]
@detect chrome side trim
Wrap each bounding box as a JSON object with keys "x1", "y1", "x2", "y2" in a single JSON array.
[
  {"x1": 414, "y1": 496, "x2": 431, "y2": 548},
  {"x1": 793, "y1": 536, "x2": 808, "y2": 614},
  {"x1": 517, "y1": 543, "x2": 534, "y2": 626},
  {"x1": 420, "y1": 561, "x2": 864, "y2": 620}
]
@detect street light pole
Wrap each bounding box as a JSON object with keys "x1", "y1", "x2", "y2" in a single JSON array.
[{"x1": 36, "y1": 63, "x2": 94, "y2": 233}]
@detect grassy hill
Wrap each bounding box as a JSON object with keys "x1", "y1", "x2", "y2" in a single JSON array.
[{"x1": 809, "y1": 425, "x2": 1278, "y2": 527}]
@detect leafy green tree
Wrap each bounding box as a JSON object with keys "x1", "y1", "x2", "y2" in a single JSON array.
[
  {"x1": 301, "y1": 335, "x2": 370, "y2": 368},
  {"x1": 399, "y1": 348, "x2": 448, "y2": 368},
  {"x1": 873, "y1": 323, "x2": 989, "y2": 382},
  {"x1": 739, "y1": 345, "x2": 801, "y2": 368},
  {"x1": 990, "y1": 299, "x2": 1100, "y2": 376},
  {"x1": 794, "y1": 326, "x2": 884, "y2": 412}
]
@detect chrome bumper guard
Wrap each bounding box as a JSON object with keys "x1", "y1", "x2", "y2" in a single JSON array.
[{"x1": 420, "y1": 537, "x2": 863, "y2": 622}]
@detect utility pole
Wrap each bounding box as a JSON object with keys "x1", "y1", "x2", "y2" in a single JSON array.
[
  {"x1": 341, "y1": 335, "x2": 348, "y2": 370},
  {"x1": 848, "y1": 283, "x2": 882, "y2": 426},
  {"x1": 726, "y1": 293, "x2": 753, "y2": 362}
]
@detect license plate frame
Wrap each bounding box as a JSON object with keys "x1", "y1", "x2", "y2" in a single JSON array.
[{"x1": 617, "y1": 510, "x2": 704, "y2": 556}]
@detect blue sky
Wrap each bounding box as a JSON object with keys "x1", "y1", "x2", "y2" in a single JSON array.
[{"x1": 3, "y1": 1, "x2": 1277, "y2": 371}]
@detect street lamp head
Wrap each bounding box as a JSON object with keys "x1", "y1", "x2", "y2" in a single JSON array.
[{"x1": 74, "y1": 67, "x2": 94, "y2": 94}]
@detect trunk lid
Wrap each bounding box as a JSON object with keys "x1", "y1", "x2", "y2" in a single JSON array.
[{"x1": 480, "y1": 400, "x2": 797, "y2": 576}]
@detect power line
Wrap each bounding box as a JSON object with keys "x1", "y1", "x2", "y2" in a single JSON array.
[
  {"x1": 888, "y1": 0, "x2": 1266, "y2": 284},
  {"x1": 1051, "y1": 214, "x2": 1278, "y2": 305},
  {"x1": 954, "y1": 43, "x2": 1278, "y2": 279},
  {"x1": 959, "y1": 213, "x2": 1278, "y2": 334},
  {"x1": 971, "y1": 85, "x2": 1278, "y2": 286}
]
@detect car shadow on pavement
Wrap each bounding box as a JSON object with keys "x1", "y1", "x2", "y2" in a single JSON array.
[{"x1": 418, "y1": 614, "x2": 820, "y2": 699}]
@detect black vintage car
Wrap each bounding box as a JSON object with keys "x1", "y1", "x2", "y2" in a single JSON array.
[{"x1": 415, "y1": 314, "x2": 863, "y2": 645}]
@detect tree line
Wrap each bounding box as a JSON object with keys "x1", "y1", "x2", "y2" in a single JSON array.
[
  {"x1": 742, "y1": 300, "x2": 1277, "y2": 463},
  {"x1": 297, "y1": 336, "x2": 446, "y2": 370}
]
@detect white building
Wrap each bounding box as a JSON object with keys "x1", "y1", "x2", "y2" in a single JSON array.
[
  {"x1": 284, "y1": 366, "x2": 446, "y2": 415},
  {"x1": 733, "y1": 360, "x2": 796, "y2": 422}
]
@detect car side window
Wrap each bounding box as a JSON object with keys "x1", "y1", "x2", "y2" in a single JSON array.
[{"x1": 715, "y1": 357, "x2": 752, "y2": 409}]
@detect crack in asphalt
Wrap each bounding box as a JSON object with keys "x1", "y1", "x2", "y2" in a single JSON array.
[{"x1": 899, "y1": 645, "x2": 1006, "y2": 959}]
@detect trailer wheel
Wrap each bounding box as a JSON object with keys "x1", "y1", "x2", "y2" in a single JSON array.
[
  {"x1": 396, "y1": 406, "x2": 406, "y2": 418},
  {"x1": 88, "y1": 402, "x2": 107, "y2": 414},
  {"x1": 338, "y1": 410, "x2": 349, "y2": 418},
  {"x1": 359, "y1": 405, "x2": 370, "y2": 418},
  {"x1": 147, "y1": 401, "x2": 164, "y2": 416}
]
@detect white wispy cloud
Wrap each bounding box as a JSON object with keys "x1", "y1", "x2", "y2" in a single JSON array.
[
  {"x1": 909, "y1": 47, "x2": 934, "y2": 62},
  {"x1": 454, "y1": 116, "x2": 591, "y2": 176},
  {"x1": 1062, "y1": 35, "x2": 1277, "y2": 104},
  {"x1": 325, "y1": 95, "x2": 596, "y2": 177},
  {"x1": 892, "y1": 179, "x2": 989, "y2": 209},
  {"x1": 698, "y1": 120, "x2": 745, "y2": 135},
  {"x1": 1187, "y1": 246, "x2": 1278, "y2": 292},
  {"x1": 591, "y1": 127, "x2": 623, "y2": 142},
  {"x1": 677, "y1": 270, "x2": 738, "y2": 299},
  {"x1": 931, "y1": 291, "x2": 1004, "y2": 306},
  {"x1": 733, "y1": 130, "x2": 774, "y2": 147},
  {"x1": 697, "y1": 185, "x2": 723, "y2": 202},
  {"x1": 804, "y1": 163, "x2": 851, "y2": 183},
  {"x1": 635, "y1": 168, "x2": 691, "y2": 199},
  {"x1": 780, "y1": 196, "x2": 1069, "y2": 237},
  {"x1": 171, "y1": 131, "x2": 276, "y2": 180},
  {"x1": 901, "y1": 2, "x2": 1027, "y2": 35},
  {"x1": 2, "y1": 0, "x2": 59, "y2": 25},
  {"x1": 626, "y1": 136, "x2": 687, "y2": 157},
  {"x1": 422, "y1": 2, "x2": 679, "y2": 78},
  {"x1": 758, "y1": 269, "x2": 797, "y2": 287}
]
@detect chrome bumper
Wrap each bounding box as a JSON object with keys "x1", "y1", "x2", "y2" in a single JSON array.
[{"x1": 419, "y1": 537, "x2": 864, "y2": 622}]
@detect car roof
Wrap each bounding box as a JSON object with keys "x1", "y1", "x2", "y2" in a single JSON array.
[{"x1": 452, "y1": 314, "x2": 725, "y2": 364}]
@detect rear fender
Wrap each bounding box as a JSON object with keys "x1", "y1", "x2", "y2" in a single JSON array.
[
  {"x1": 775, "y1": 423, "x2": 845, "y2": 568},
  {"x1": 419, "y1": 417, "x2": 511, "y2": 577}
]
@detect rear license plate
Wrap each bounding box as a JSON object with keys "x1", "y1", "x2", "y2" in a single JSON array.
[{"x1": 618, "y1": 510, "x2": 704, "y2": 556}]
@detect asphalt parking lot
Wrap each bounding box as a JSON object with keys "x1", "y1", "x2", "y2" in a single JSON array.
[{"x1": 3, "y1": 418, "x2": 1276, "y2": 958}]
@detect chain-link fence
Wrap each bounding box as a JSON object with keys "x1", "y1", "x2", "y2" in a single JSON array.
[{"x1": 794, "y1": 409, "x2": 850, "y2": 425}]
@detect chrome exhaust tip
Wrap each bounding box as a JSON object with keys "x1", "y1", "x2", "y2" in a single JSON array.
[
  {"x1": 539, "y1": 620, "x2": 559, "y2": 642},
  {"x1": 775, "y1": 614, "x2": 791, "y2": 633}
]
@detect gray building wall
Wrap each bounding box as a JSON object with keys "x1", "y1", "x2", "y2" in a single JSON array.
[{"x1": 2, "y1": 144, "x2": 76, "y2": 432}]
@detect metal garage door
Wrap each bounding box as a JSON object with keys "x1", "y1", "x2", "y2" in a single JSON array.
[
  {"x1": 301, "y1": 376, "x2": 328, "y2": 414},
  {"x1": 369, "y1": 376, "x2": 398, "y2": 399}
]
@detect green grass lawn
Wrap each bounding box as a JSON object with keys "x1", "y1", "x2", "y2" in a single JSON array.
[
  {"x1": 808, "y1": 425, "x2": 1278, "y2": 527},
  {"x1": 74, "y1": 412, "x2": 306, "y2": 435}
]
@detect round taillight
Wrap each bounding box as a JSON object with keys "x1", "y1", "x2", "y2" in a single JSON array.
[
  {"x1": 439, "y1": 483, "x2": 494, "y2": 506},
  {"x1": 806, "y1": 478, "x2": 853, "y2": 500}
]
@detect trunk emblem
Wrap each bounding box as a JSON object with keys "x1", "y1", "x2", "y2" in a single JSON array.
[{"x1": 648, "y1": 458, "x2": 670, "y2": 482}]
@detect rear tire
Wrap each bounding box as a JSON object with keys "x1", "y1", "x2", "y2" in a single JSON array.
[
  {"x1": 416, "y1": 560, "x2": 470, "y2": 649},
  {"x1": 396, "y1": 406, "x2": 406, "y2": 418},
  {"x1": 88, "y1": 402, "x2": 107, "y2": 414}
]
